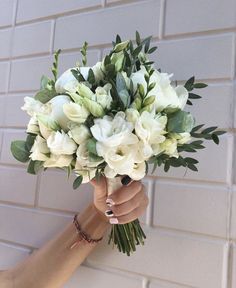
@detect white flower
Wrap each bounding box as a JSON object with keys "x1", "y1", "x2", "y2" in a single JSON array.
[
  {"x1": 160, "y1": 138, "x2": 178, "y2": 158},
  {"x1": 76, "y1": 141, "x2": 103, "y2": 168},
  {"x1": 47, "y1": 131, "x2": 77, "y2": 155},
  {"x1": 74, "y1": 163, "x2": 96, "y2": 183},
  {"x1": 63, "y1": 102, "x2": 89, "y2": 124},
  {"x1": 44, "y1": 154, "x2": 73, "y2": 168},
  {"x1": 171, "y1": 132, "x2": 192, "y2": 145},
  {"x1": 129, "y1": 162, "x2": 146, "y2": 180},
  {"x1": 68, "y1": 124, "x2": 91, "y2": 145},
  {"x1": 92, "y1": 61, "x2": 104, "y2": 83},
  {"x1": 21, "y1": 97, "x2": 43, "y2": 117},
  {"x1": 30, "y1": 135, "x2": 50, "y2": 161},
  {"x1": 55, "y1": 67, "x2": 90, "y2": 94},
  {"x1": 135, "y1": 111, "x2": 167, "y2": 145},
  {"x1": 125, "y1": 108, "x2": 140, "y2": 125},
  {"x1": 27, "y1": 117, "x2": 40, "y2": 134},
  {"x1": 95, "y1": 83, "x2": 113, "y2": 109},
  {"x1": 131, "y1": 66, "x2": 188, "y2": 112},
  {"x1": 91, "y1": 112, "x2": 138, "y2": 147}
]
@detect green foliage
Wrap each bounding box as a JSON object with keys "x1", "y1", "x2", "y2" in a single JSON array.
[
  {"x1": 73, "y1": 175, "x2": 83, "y2": 189},
  {"x1": 190, "y1": 124, "x2": 226, "y2": 145},
  {"x1": 27, "y1": 160, "x2": 43, "y2": 175},
  {"x1": 184, "y1": 76, "x2": 208, "y2": 106},
  {"x1": 11, "y1": 141, "x2": 30, "y2": 163},
  {"x1": 167, "y1": 110, "x2": 195, "y2": 133},
  {"x1": 80, "y1": 41, "x2": 88, "y2": 66}
]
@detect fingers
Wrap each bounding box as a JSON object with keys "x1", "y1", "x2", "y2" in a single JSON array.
[
  {"x1": 90, "y1": 176, "x2": 107, "y2": 198},
  {"x1": 106, "y1": 181, "x2": 143, "y2": 206}
]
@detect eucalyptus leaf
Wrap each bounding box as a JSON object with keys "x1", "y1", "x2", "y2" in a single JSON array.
[
  {"x1": 11, "y1": 140, "x2": 30, "y2": 163},
  {"x1": 73, "y1": 175, "x2": 83, "y2": 189},
  {"x1": 167, "y1": 110, "x2": 195, "y2": 133}
]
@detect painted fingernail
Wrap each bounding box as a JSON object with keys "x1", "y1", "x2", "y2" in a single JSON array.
[
  {"x1": 109, "y1": 218, "x2": 119, "y2": 224},
  {"x1": 121, "y1": 175, "x2": 132, "y2": 186},
  {"x1": 106, "y1": 198, "x2": 115, "y2": 206},
  {"x1": 105, "y1": 210, "x2": 114, "y2": 217}
]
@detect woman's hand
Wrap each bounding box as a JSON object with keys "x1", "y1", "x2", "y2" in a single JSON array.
[{"x1": 90, "y1": 177, "x2": 149, "y2": 224}]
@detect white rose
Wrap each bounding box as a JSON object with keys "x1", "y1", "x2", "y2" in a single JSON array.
[
  {"x1": 74, "y1": 163, "x2": 96, "y2": 183},
  {"x1": 160, "y1": 138, "x2": 178, "y2": 158},
  {"x1": 95, "y1": 83, "x2": 112, "y2": 109},
  {"x1": 44, "y1": 154, "x2": 73, "y2": 168},
  {"x1": 135, "y1": 111, "x2": 167, "y2": 145},
  {"x1": 47, "y1": 131, "x2": 77, "y2": 155},
  {"x1": 128, "y1": 162, "x2": 146, "y2": 180},
  {"x1": 27, "y1": 117, "x2": 40, "y2": 134},
  {"x1": 55, "y1": 67, "x2": 90, "y2": 94},
  {"x1": 91, "y1": 112, "x2": 138, "y2": 147},
  {"x1": 30, "y1": 135, "x2": 50, "y2": 161},
  {"x1": 21, "y1": 97, "x2": 43, "y2": 117},
  {"x1": 63, "y1": 102, "x2": 89, "y2": 124},
  {"x1": 68, "y1": 124, "x2": 91, "y2": 145},
  {"x1": 76, "y1": 141, "x2": 103, "y2": 168}
]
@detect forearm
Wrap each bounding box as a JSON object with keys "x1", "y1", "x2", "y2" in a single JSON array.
[{"x1": 9, "y1": 204, "x2": 110, "y2": 288}]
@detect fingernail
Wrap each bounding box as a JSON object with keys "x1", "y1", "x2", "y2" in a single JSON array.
[
  {"x1": 105, "y1": 210, "x2": 114, "y2": 217},
  {"x1": 109, "y1": 218, "x2": 119, "y2": 224},
  {"x1": 106, "y1": 198, "x2": 115, "y2": 206},
  {"x1": 121, "y1": 175, "x2": 132, "y2": 186}
]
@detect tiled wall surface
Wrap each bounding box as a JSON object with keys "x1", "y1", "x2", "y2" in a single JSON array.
[{"x1": 0, "y1": 0, "x2": 235, "y2": 287}]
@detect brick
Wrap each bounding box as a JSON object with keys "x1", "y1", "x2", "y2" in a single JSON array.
[
  {"x1": 0, "y1": 0, "x2": 14, "y2": 28},
  {"x1": 150, "y1": 35, "x2": 234, "y2": 80},
  {"x1": 185, "y1": 84, "x2": 233, "y2": 129},
  {"x1": 165, "y1": 0, "x2": 236, "y2": 36},
  {"x1": 59, "y1": 50, "x2": 100, "y2": 75},
  {"x1": 0, "y1": 130, "x2": 27, "y2": 165},
  {"x1": 0, "y1": 166, "x2": 37, "y2": 205},
  {"x1": 88, "y1": 228, "x2": 226, "y2": 288},
  {"x1": 16, "y1": 0, "x2": 101, "y2": 23},
  {"x1": 153, "y1": 180, "x2": 228, "y2": 238},
  {"x1": 54, "y1": 0, "x2": 160, "y2": 50},
  {"x1": 64, "y1": 266, "x2": 142, "y2": 288},
  {"x1": 12, "y1": 21, "x2": 52, "y2": 57},
  {"x1": 0, "y1": 29, "x2": 12, "y2": 59},
  {"x1": 9, "y1": 56, "x2": 52, "y2": 92},
  {"x1": 38, "y1": 170, "x2": 93, "y2": 212},
  {"x1": 0, "y1": 62, "x2": 9, "y2": 93},
  {"x1": 0, "y1": 205, "x2": 71, "y2": 247},
  {"x1": 151, "y1": 135, "x2": 229, "y2": 183},
  {"x1": 0, "y1": 242, "x2": 30, "y2": 270},
  {"x1": 4, "y1": 94, "x2": 30, "y2": 127},
  {"x1": 230, "y1": 186, "x2": 236, "y2": 239}
]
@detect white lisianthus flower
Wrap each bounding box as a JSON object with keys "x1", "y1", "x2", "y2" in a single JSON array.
[
  {"x1": 27, "y1": 117, "x2": 40, "y2": 135},
  {"x1": 68, "y1": 124, "x2": 91, "y2": 145},
  {"x1": 74, "y1": 163, "x2": 96, "y2": 183},
  {"x1": 136, "y1": 140, "x2": 153, "y2": 161},
  {"x1": 30, "y1": 135, "x2": 50, "y2": 161},
  {"x1": 63, "y1": 102, "x2": 89, "y2": 124},
  {"x1": 91, "y1": 112, "x2": 138, "y2": 147},
  {"x1": 47, "y1": 131, "x2": 77, "y2": 155},
  {"x1": 76, "y1": 141, "x2": 103, "y2": 168},
  {"x1": 44, "y1": 154, "x2": 73, "y2": 168},
  {"x1": 131, "y1": 65, "x2": 188, "y2": 112},
  {"x1": 55, "y1": 67, "x2": 90, "y2": 94},
  {"x1": 21, "y1": 97, "x2": 43, "y2": 117},
  {"x1": 135, "y1": 111, "x2": 167, "y2": 145},
  {"x1": 160, "y1": 138, "x2": 179, "y2": 158},
  {"x1": 95, "y1": 83, "x2": 113, "y2": 109},
  {"x1": 129, "y1": 162, "x2": 146, "y2": 180}
]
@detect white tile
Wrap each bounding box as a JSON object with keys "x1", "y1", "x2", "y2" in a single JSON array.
[
  {"x1": 153, "y1": 180, "x2": 228, "y2": 237},
  {"x1": 151, "y1": 35, "x2": 234, "y2": 80},
  {"x1": 0, "y1": 0, "x2": 14, "y2": 28},
  {"x1": 0, "y1": 205, "x2": 71, "y2": 247},
  {"x1": 0, "y1": 29, "x2": 12, "y2": 59},
  {"x1": 16, "y1": 0, "x2": 101, "y2": 23},
  {"x1": 0, "y1": 166, "x2": 37, "y2": 205},
  {"x1": 9, "y1": 56, "x2": 52, "y2": 92},
  {"x1": 232, "y1": 243, "x2": 236, "y2": 288},
  {"x1": 38, "y1": 170, "x2": 93, "y2": 212},
  {"x1": 0, "y1": 62, "x2": 9, "y2": 93},
  {"x1": 230, "y1": 187, "x2": 236, "y2": 239},
  {"x1": 0, "y1": 242, "x2": 30, "y2": 270},
  {"x1": 64, "y1": 266, "x2": 142, "y2": 288},
  {"x1": 88, "y1": 228, "x2": 225, "y2": 288},
  {"x1": 0, "y1": 130, "x2": 27, "y2": 165},
  {"x1": 54, "y1": 0, "x2": 160, "y2": 50},
  {"x1": 165, "y1": 0, "x2": 236, "y2": 36},
  {"x1": 12, "y1": 21, "x2": 52, "y2": 57},
  {"x1": 0, "y1": 96, "x2": 5, "y2": 126}
]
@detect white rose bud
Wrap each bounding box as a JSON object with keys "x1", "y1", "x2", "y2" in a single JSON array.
[
  {"x1": 44, "y1": 154, "x2": 73, "y2": 168},
  {"x1": 82, "y1": 98, "x2": 105, "y2": 117},
  {"x1": 47, "y1": 131, "x2": 77, "y2": 155},
  {"x1": 30, "y1": 135, "x2": 50, "y2": 161},
  {"x1": 95, "y1": 83, "x2": 113, "y2": 109},
  {"x1": 77, "y1": 83, "x2": 95, "y2": 100},
  {"x1": 91, "y1": 61, "x2": 104, "y2": 83},
  {"x1": 63, "y1": 102, "x2": 89, "y2": 124},
  {"x1": 27, "y1": 117, "x2": 40, "y2": 135},
  {"x1": 160, "y1": 138, "x2": 178, "y2": 158},
  {"x1": 68, "y1": 124, "x2": 91, "y2": 145}
]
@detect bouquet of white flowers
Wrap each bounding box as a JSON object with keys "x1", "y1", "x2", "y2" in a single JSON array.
[{"x1": 11, "y1": 32, "x2": 225, "y2": 256}]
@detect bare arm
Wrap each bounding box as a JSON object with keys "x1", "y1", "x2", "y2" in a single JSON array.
[{"x1": 0, "y1": 178, "x2": 148, "y2": 288}]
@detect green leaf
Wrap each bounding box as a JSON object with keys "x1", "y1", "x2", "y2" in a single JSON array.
[
  {"x1": 27, "y1": 160, "x2": 43, "y2": 175},
  {"x1": 187, "y1": 99, "x2": 193, "y2": 105},
  {"x1": 88, "y1": 68, "x2": 95, "y2": 85},
  {"x1": 185, "y1": 157, "x2": 199, "y2": 164},
  {"x1": 73, "y1": 175, "x2": 83, "y2": 189},
  {"x1": 148, "y1": 46, "x2": 157, "y2": 54},
  {"x1": 167, "y1": 110, "x2": 195, "y2": 133},
  {"x1": 191, "y1": 124, "x2": 205, "y2": 132},
  {"x1": 113, "y1": 40, "x2": 129, "y2": 53},
  {"x1": 133, "y1": 45, "x2": 143, "y2": 57},
  {"x1": 86, "y1": 138, "x2": 97, "y2": 155},
  {"x1": 11, "y1": 140, "x2": 30, "y2": 163},
  {"x1": 116, "y1": 72, "x2": 130, "y2": 107},
  {"x1": 136, "y1": 31, "x2": 141, "y2": 45},
  {"x1": 40, "y1": 75, "x2": 49, "y2": 90},
  {"x1": 116, "y1": 34, "x2": 122, "y2": 43},
  {"x1": 184, "y1": 76, "x2": 195, "y2": 91},
  {"x1": 194, "y1": 83, "x2": 208, "y2": 89},
  {"x1": 34, "y1": 88, "x2": 57, "y2": 104},
  {"x1": 187, "y1": 163, "x2": 198, "y2": 171},
  {"x1": 25, "y1": 134, "x2": 36, "y2": 152},
  {"x1": 212, "y1": 133, "x2": 219, "y2": 144},
  {"x1": 188, "y1": 93, "x2": 202, "y2": 99},
  {"x1": 202, "y1": 126, "x2": 217, "y2": 134},
  {"x1": 143, "y1": 36, "x2": 151, "y2": 53}
]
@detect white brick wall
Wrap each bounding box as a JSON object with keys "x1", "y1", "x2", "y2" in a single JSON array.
[{"x1": 0, "y1": 1, "x2": 235, "y2": 287}]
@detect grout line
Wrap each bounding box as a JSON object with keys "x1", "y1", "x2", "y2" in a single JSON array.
[{"x1": 0, "y1": 238, "x2": 35, "y2": 251}]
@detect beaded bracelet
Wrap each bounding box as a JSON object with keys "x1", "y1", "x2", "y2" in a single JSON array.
[{"x1": 70, "y1": 214, "x2": 103, "y2": 249}]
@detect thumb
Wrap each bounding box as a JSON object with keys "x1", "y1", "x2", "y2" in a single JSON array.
[{"x1": 90, "y1": 176, "x2": 107, "y2": 198}]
